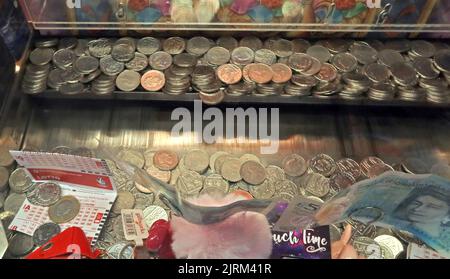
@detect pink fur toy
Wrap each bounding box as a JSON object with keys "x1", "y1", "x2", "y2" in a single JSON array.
[{"x1": 170, "y1": 193, "x2": 273, "y2": 259}]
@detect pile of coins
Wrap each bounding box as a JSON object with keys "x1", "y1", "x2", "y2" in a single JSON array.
[
  {"x1": 22, "y1": 37, "x2": 450, "y2": 105},
  {"x1": 1, "y1": 145, "x2": 448, "y2": 259}
]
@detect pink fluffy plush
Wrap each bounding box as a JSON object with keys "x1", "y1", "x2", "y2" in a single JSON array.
[{"x1": 170, "y1": 194, "x2": 273, "y2": 259}]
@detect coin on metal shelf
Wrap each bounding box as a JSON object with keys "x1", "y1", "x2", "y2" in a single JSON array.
[
  {"x1": 125, "y1": 52, "x2": 148, "y2": 72},
  {"x1": 53, "y1": 48, "x2": 76, "y2": 69},
  {"x1": 254, "y1": 49, "x2": 277, "y2": 65},
  {"x1": 143, "y1": 205, "x2": 168, "y2": 228},
  {"x1": 117, "y1": 149, "x2": 145, "y2": 169},
  {"x1": 111, "y1": 191, "x2": 135, "y2": 215},
  {"x1": 59, "y1": 82, "x2": 85, "y2": 95},
  {"x1": 80, "y1": 69, "x2": 102, "y2": 84},
  {"x1": 173, "y1": 53, "x2": 197, "y2": 68},
  {"x1": 302, "y1": 56, "x2": 322, "y2": 76},
  {"x1": 59, "y1": 37, "x2": 78, "y2": 49},
  {"x1": 26, "y1": 182, "x2": 61, "y2": 207},
  {"x1": 186, "y1": 36, "x2": 211, "y2": 56},
  {"x1": 205, "y1": 46, "x2": 230, "y2": 66},
  {"x1": 239, "y1": 36, "x2": 263, "y2": 51},
  {"x1": 307, "y1": 45, "x2": 331, "y2": 63},
  {"x1": 141, "y1": 70, "x2": 165, "y2": 91},
  {"x1": 112, "y1": 43, "x2": 135, "y2": 62},
  {"x1": 412, "y1": 57, "x2": 440, "y2": 80},
  {"x1": 8, "y1": 233, "x2": 35, "y2": 257},
  {"x1": 315, "y1": 63, "x2": 337, "y2": 82},
  {"x1": 291, "y1": 39, "x2": 310, "y2": 53},
  {"x1": 74, "y1": 55, "x2": 99, "y2": 74},
  {"x1": 48, "y1": 195, "x2": 81, "y2": 224},
  {"x1": 248, "y1": 63, "x2": 273, "y2": 84},
  {"x1": 216, "y1": 36, "x2": 238, "y2": 52},
  {"x1": 100, "y1": 55, "x2": 125, "y2": 76},
  {"x1": 240, "y1": 161, "x2": 266, "y2": 185},
  {"x1": 349, "y1": 43, "x2": 378, "y2": 65},
  {"x1": 149, "y1": 51, "x2": 172, "y2": 71},
  {"x1": 288, "y1": 53, "x2": 313, "y2": 73},
  {"x1": 336, "y1": 158, "x2": 361, "y2": 179},
  {"x1": 329, "y1": 171, "x2": 355, "y2": 193},
  {"x1": 137, "y1": 37, "x2": 161, "y2": 55},
  {"x1": 271, "y1": 63, "x2": 292, "y2": 84},
  {"x1": 391, "y1": 62, "x2": 418, "y2": 86},
  {"x1": 32, "y1": 222, "x2": 61, "y2": 246},
  {"x1": 29, "y1": 48, "x2": 54, "y2": 66},
  {"x1": 249, "y1": 180, "x2": 275, "y2": 199},
  {"x1": 35, "y1": 38, "x2": 58, "y2": 48},
  {"x1": 88, "y1": 39, "x2": 112, "y2": 58},
  {"x1": 282, "y1": 154, "x2": 307, "y2": 177},
  {"x1": 231, "y1": 47, "x2": 254, "y2": 65},
  {"x1": 363, "y1": 63, "x2": 390, "y2": 83},
  {"x1": 378, "y1": 49, "x2": 404, "y2": 67},
  {"x1": 217, "y1": 64, "x2": 242, "y2": 84},
  {"x1": 273, "y1": 39, "x2": 293, "y2": 58},
  {"x1": 309, "y1": 154, "x2": 336, "y2": 177},
  {"x1": 199, "y1": 90, "x2": 225, "y2": 105},
  {"x1": 221, "y1": 158, "x2": 243, "y2": 182},
  {"x1": 410, "y1": 40, "x2": 435, "y2": 58},
  {"x1": 9, "y1": 168, "x2": 34, "y2": 194},
  {"x1": 183, "y1": 150, "x2": 210, "y2": 174},
  {"x1": 4, "y1": 193, "x2": 26, "y2": 214},
  {"x1": 116, "y1": 70, "x2": 141, "y2": 92},
  {"x1": 433, "y1": 50, "x2": 450, "y2": 73},
  {"x1": 203, "y1": 174, "x2": 229, "y2": 195},
  {"x1": 331, "y1": 52, "x2": 357, "y2": 73},
  {"x1": 153, "y1": 150, "x2": 179, "y2": 171}
]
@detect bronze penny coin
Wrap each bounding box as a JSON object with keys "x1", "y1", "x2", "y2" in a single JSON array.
[
  {"x1": 153, "y1": 150, "x2": 179, "y2": 171},
  {"x1": 217, "y1": 64, "x2": 242, "y2": 84},
  {"x1": 271, "y1": 63, "x2": 292, "y2": 83},
  {"x1": 141, "y1": 70, "x2": 165, "y2": 91},
  {"x1": 248, "y1": 63, "x2": 273, "y2": 84}
]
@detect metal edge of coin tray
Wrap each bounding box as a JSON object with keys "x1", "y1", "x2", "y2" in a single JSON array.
[{"x1": 30, "y1": 89, "x2": 450, "y2": 108}]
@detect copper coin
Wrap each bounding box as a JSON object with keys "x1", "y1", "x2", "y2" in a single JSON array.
[
  {"x1": 271, "y1": 63, "x2": 292, "y2": 83},
  {"x1": 141, "y1": 70, "x2": 165, "y2": 91},
  {"x1": 217, "y1": 64, "x2": 242, "y2": 85},
  {"x1": 248, "y1": 63, "x2": 273, "y2": 84},
  {"x1": 199, "y1": 90, "x2": 225, "y2": 105},
  {"x1": 153, "y1": 150, "x2": 179, "y2": 171},
  {"x1": 242, "y1": 64, "x2": 253, "y2": 82},
  {"x1": 315, "y1": 63, "x2": 337, "y2": 82}
]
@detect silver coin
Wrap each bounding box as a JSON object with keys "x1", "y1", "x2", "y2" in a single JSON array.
[
  {"x1": 145, "y1": 164, "x2": 171, "y2": 183},
  {"x1": 8, "y1": 233, "x2": 35, "y2": 257},
  {"x1": 274, "y1": 179, "x2": 299, "y2": 196},
  {"x1": 239, "y1": 36, "x2": 263, "y2": 51},
  {"x1": 100, "y1": 55, "x2": 124, "y2": 76},
  {"x1": 53, "y1": 48, "x2": 76, "y2": 69},
  {"x1": 133, "y1": 192, "x2": 155, "y2": 210},
  {"x1": 48, "y1": 196, "x2": 81, "y2": 224},
  {"x1": 221, "y1": 158, "x2": 243, "y2": 182},
  {"x1": 60, "y1": 66, "x2": 82, "y2": 83},
  {"x1": 176, "y1": 170, "x2": 204, "y2": 197},
  {"x1": 249, "y1": 180, "x2": 275, "y2": 199},
  {"x1": 290, "y1": 74, "x2": 318, "y2": 88},
  {"x1": 384, "y1": 40, "x2": 410, "y2": 53},
  {"x1": 288, "y1": 53, "x2": 314, "y2": 73},
  {"x1": 216, "y1": 36, "x2": 238, "y2": 52},
  {"x1": 410, "y1": 40, "x2": 435, "y2": 58},
  {"x1": 142, "y1": 205, "x2": 168, "y2": 228},
  {"x1": 378, "y1": 49, "x2": 405, "y2": 68},
  {"x1": 306, "y1": 45, "x2": 331, "y2": 63},
  {"x1": 124, "y1": 52, "x2": 148, "y2": 72},
  {"x1": 332, "y1": 52, "x2": 357, "y2": 73},
  {"x1": 209, "y1": 151, "x2": 230, "y2": 172},
  {"x1": 149, "y1": 51, "x2": 173, "y2": 71},
  {"x1": 88, "y1": 39, "x2": 112, "y2": 58},
  {"x1": 115, "y1": 37, "x2": 136, "y2": 50},
  {"x1": 137, "y1": 37, "x2": 161, "y2": 55},
  {"x1": 32, "y1": 222, "x2": 61, "y2": 246},
  {"x1": 112, "y1": 43, "x2": 135, "y2": 62},
  {"x1": 391, "y1": 62, "x2": 418, "y2": 86},
  {"x1": 117, "y1": 149, "x2": 145, "y2": 169},
  {"x1": 254, "y1": 49, "x2": 277, "y2": 65},
  {"x1": 203, "y1": 174, "x2": 229, "y2": 194},
  {"x1": 349, "y1": 43, "x2": 378, "y2": 65},
  {"x1": 336, "y1": 158, "x2": 361, "y2": 179},
  {"x1": 161, "y1": 37, "x2": 185, "y2": 55},
  {"x1": 186, "y1": 36, "x2": 211, "y2": 56},
  {"x1": 412, "y1": 57, "x2": 440, "y2": 79},
  {"x1": 112, "y1": 191, "x2": 135, "y2": 214},
  {"x1": 302, "y1": 56, "x2": 322, "y2": 76},
  {"x1": 116, "y1": 70, "x2": 141, "y2": 92},
  {"x1": 322, "y1": 39, "x2": 351, "y2": 54},
  {"x1": 74, "y1": 55, "x2": 99, "y2": 74},
  {"x1": 29, "y1": 48, "x2": 54, "y2": 66},
  {"x1": 273, "y1": 39, "x2": 293, "y2": 58},
  {"x1": 59, "y1": 37, "x2": 78, "y2": 49},
  {"x1": 309, "y1": 154, "x2": 336, "y2": 177},
  {"x1": 302, "y1": 173, "x2": 330, "y2": 198},
  {"x1": 266, "y1": 165, "x2": 286, "y2": 182},
  {"x1": 291, "y1": 39, "x2": 311, "y2": 53},
  {"x1": 183, "y1": 150, "x2": 210, "y2": 174},
  {"x1": 35, "y1": 38, "x2": 58, "y2": 48},
  {"x1": 74, "y1": 39, "x2": 89, "y2": 56},
  {"x1": 240, "y1": 161, "x2": 266, "y2": 185},
  {"x1": 173, "y1": 53, "x2": 197, "y2": 68},
  {"x1": 239, "y1": 154, "x2": 261, "y2": 164},
  {"x1": 47, "y1": 68, "x2": 66, "y2": 89},
  {"x1": 231, "y1": 47, "x2": 254, "y2": 66},
  {"x1": 80, "y1": 69, "x2": 102, "y2": 84},
  {"x1": 373, "y1": 235, "x2": 403, "y2": 258},
  {"x1": 282, "y1": 154, "x2": 307, "y2": 177},
  {"x1": 434, "y1": 50, "x2": 450, "y2": 73},
  {"x1": 59, "y1": 82, "x2": 85, "y2": 95},
  {"x1": 363, "y1": 63, "x2": 390, "y2": 83},
  {"x1": 9, "y1": 168, "x2": 34, "y2": 194},
  {"x1": 4, "y1": 193, "x2": 26, "y2": 214},
  {"x1": 26, "y1": 182, "x2": 61, "y2": 207},
  {"x1": 205, "y1": 46, "x2": 230, "y2": 66}
]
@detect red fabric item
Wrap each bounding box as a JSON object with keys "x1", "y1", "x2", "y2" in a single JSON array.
[{"x1": 145, "y1": 219, "x2": 176, "y2": 259}]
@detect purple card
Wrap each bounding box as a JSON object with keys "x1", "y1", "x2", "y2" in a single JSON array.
[{"x1": 271, "y1": 225, "x2": 332, "y2": 259}]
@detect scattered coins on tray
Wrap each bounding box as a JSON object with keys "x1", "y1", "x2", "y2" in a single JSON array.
[
  {"x1": 2, "y1": 145, "x2": 446, "y2": 259},
  {"x1": 22, "y1": 37, "x2": 450, "y2": 104}
]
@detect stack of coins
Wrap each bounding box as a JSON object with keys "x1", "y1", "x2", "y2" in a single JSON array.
[
  {"x1": 21, "y1": 64, "x2": 50, "y2": 95},
  {"x1": 191, "y1": 65, "x2": 221, "y2": 93},
  {"x1": 225, "y1": 81, "x2": 255, "y2": 96},
  {"x1": 368, "y1": 82, "x2": 397, "y2": 101},
  {"x1": 340, "y1": 73, "x2": 370, "y2": 99},
  {"x1": 255, "y1": 83, "x2": 284, "y2": 96},
  {"x1": 397, "y1": 86, "x2": 426, "y2": 102},
  {"x1": 284, "y1": 75, "x2": 317, "y2": 97},
  {"x1": 91, "y1": 74, "x2": 117, "y2": 95},
  {"x1": 163, "y1": 53, "x2": 196, "y2": 95},
  {"x1": 419, "y1": 78, "x2": 449, "y2": 104},
  {"x1": 313, "y1": 79, "x2": 342, "y2": 98},
  {"x1": 434, "y1": 50, "x2": 450, "y2": 84},
  {"x1": 408, "y1": 40, "x2": 436, "y2": 60}
]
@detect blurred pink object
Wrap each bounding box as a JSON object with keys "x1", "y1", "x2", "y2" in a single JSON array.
[{"x1": 170, "y1": 193, "x2": 273, "y2": 259}]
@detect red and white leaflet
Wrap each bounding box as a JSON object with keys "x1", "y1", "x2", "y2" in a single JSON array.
[{"x1": 8, "y1": 151, "x2": 118, "y2": 246}]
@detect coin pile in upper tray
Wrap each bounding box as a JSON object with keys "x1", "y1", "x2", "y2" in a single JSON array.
[{"x1": 22, "y1": 37, "x2": 450, "y2": 104}]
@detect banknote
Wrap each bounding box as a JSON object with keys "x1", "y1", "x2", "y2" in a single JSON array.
[{"x1": 314, "y1": 172, "x2": 450, "y2": 258}]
